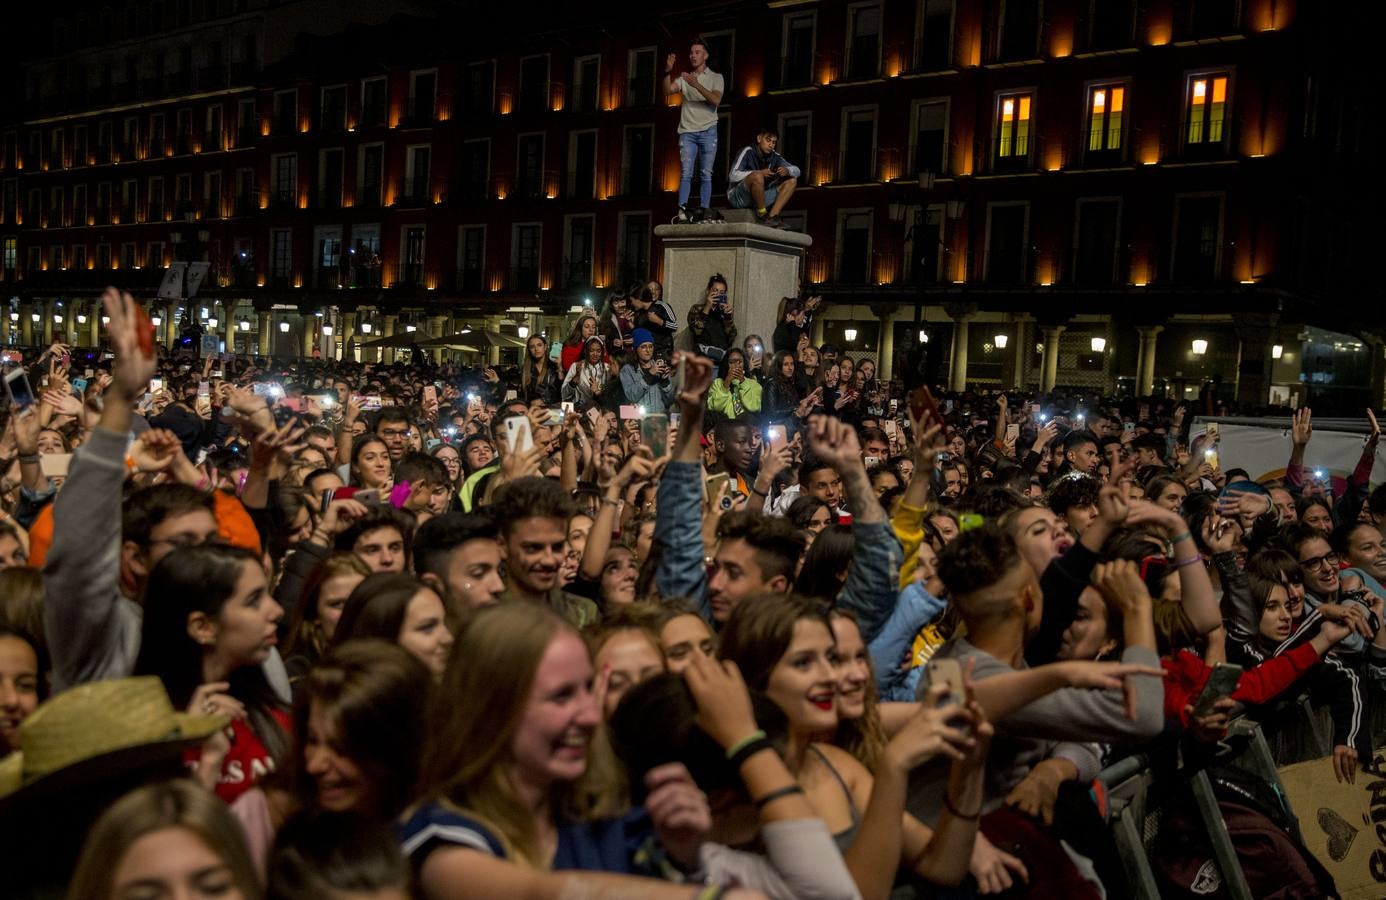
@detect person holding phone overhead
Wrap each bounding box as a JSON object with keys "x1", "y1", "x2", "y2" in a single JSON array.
[{"x1": 618, "y1": 330, "x2": 674, "y2": 414}]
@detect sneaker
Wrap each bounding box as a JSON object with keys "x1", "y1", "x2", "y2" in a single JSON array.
[
  {"x1": 673, "y1": 206, "x2": 692, "y2": 224},
  {"x1": 688, "y1": 206, "x2": 706, "y2": 224},
  {"x1": 702, "y1": 207, "x2": 725, "y2": 223},
  {"x1": 760, "y1": 215, "x2": 784, "y2": 228}
]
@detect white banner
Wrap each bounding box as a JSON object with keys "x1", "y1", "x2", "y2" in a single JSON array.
[
  {"x1": 186, "y1": 261, "x2": 210, "y2": 298},
  {"x1": 157, "y1": 262, "x2": 187, "y2": 300},
  {"x1": 1195, "y1": 417, "x2": 1386, "y2": 488}
]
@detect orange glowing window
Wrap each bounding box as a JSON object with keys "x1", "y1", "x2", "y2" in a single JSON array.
[
  {"x1": 1087, "y1": 84, "x2": 1125, "y2": 153},
  {"x1": 996, "y1": 93, "x2": 1032, "y2": 159},
  {"x1": 1187, "y1": 74, "x2": 1228, "y2": 144}
]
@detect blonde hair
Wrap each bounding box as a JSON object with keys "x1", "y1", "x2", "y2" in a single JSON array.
[
  {"x1": 418, "y1": 604, "x2": 624, "y2": 869},
  {"x1": 67, "y1": 779, "x2": 260, "y2": 900}
]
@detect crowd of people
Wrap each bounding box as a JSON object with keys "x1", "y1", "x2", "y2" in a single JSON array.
[{"x1": 0, "y1": 282, "x2": 1381, "y2": 899}]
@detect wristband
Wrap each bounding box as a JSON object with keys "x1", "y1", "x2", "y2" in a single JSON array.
[
  {"x1": 1168, "y1": 531, "x2": 1192, "y2": 544},
  {"x1": 943, "y1": 793, "x2": 981, "y2": 821},
  {"x1": 753, "y1": 784, "x2": 804, "y2": 809},
  {"x1": 600, "y1": 495, "x2": 621, "y2": 507},
  {"x1": 18, "y1": 453, "x2": 39, "y2": 465},
  {"x1": 1171, "y1": 556, "x2": 1203, "y2": 569},
  {"x1": 724, "y1": 729, "x2": 766, "y2": 760}
]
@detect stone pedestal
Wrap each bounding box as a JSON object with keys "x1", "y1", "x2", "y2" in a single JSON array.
[{"x1": 652, "y1": 223, "x2": 812, "y2": 355}]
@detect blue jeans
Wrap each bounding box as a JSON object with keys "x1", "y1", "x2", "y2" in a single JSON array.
[{"x1": 678, "y1": 126, "x2": 717, "y2": 208}]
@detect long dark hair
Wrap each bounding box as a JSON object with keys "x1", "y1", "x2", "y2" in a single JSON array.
[
  {"x1": 134, "y1": 544, "x2": 289, "y2": 761},
  {"x1": 292, "y1": 640, "x2": 431, "y2": 820},
  {"x1": 793, "y1": 524, "x2": 855, "y2": 600},
  {"x1": 771, "y1": 350, "x2": 797, "y2": 388},
  {"x1": 330, "y1": 573, "x2": 426, "y2": 648}
]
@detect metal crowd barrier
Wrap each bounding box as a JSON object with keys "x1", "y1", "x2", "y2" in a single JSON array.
[{"x1": 1092, "y1": 719, "x2": 1293, "y2": 900}]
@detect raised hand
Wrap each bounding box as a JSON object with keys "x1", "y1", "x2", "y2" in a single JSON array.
[
  {"x1": 883, "y1": 684, "x2": 977, "y2": 772},
  {"x1": 100, "y1": 287, "x2": 156, "y2": 402},
  {"x1": 315, "y1": 498, "x2": 369, "y2": 539},
  {"x1": 1199, "y1": 514, "x2": 1239, "y2": 555},
  {"x1": 684, "y1": 654, "x2": 760, "y2": 751},
  {"x1": 1292, "y1": 407, "x2": 1313, "y2": 447},
  {"x1": 1032, "y1": 421, "x2": 1060, "y2": 451},
  {"x1": 672, "y1": 351, "x2": 714, "y2": 410},
  {"x1": 806, "y1": 415, "x2": 863, "y2": 471},
  {"x1": 1368, "y1": 409, "x2": 1380, "y2": 452},
  {"x1": 129, "y1": 428, "x2": 182, "y2": 474}
]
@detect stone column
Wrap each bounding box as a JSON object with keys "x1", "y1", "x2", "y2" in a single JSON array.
[
  {"x1": 341, "y1": 312, "x2": 357, "y2": 363},
  {"x1": 1011, "y1": 319, "x2": 1029, "y2": 389},
  {"x1": 21, "y1": 307, "x2": 34, "y2": 345},
  {"x1": 488, "y1": 316, "x2": 505, "y2": 366},
  {"x1": 89, "y1": 305, "x2": 101, "y2": 348},
  {"x1": 1232, "y1": 311, "x2": 1278, "y2": 409},
  {"x1": 945, "y1": 304, "x2": 976, "y2": 393},
  {"x1": 429, "y1": 314, "x2": 448, "y2": 364},
  {"x1": 871, "y1": 304, "x2": 898, "y2": 382},
  {"x1": 42, "y1": 302, "x2": 54, "y2": 347},
  {"x1": 1, "y1": 310, "x2": 12, "y2": 346},
  {"x1": 257, "y1": 311, "x2": 271, "y2": 357},
  {"x1": 1136, "y1": 325, "x2": 1164, "y2": 396},
  {"x1": 301, "y1": 314, "x2": 315, "y2": 358},
  {"x1": 382, "y1": 315, "x2": 398, "y2": 365},
  {"x1": 1041, "y1": 325, "x2": 1066, "y2": 393},
  {"x1": 653, "y1": 222, "x2": 812, "y2": 355}
]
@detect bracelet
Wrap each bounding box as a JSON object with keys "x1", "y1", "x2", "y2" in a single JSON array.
[
  {"x1": 752, "y1": 784, "x2": 804, "y2": 810},
  {"x1": 17, "y1": 453, "x2": 38, "y2": 465},
  {"x1": 724, "y1": 730, "x2": 766, "y2": 760},
  {"x1": 943, "y1": 793, "x2": 981, "y2": 821},
  {"x1": 1168, "y1": 531, "x2": 1192, "y2": 543},
  {"x1": 1171, "y1": 556, "x2": 1203, "y2": 569},
  {"x1": 749, "y1": 485, "x2": 768, "y2": 498},
  {"x1": 600, "y1": 495, "x2": 621, "y2": 507},
  {"x1": 727, "y1": 735, "x2": 775, "y2": 771}
]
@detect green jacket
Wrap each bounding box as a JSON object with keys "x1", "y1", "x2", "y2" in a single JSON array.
[{"x1": 707, "y1": 376, "x2": 763, "y2": 418}]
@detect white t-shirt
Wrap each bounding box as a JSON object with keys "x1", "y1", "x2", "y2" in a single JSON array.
[{"x1": 678, "y1": 68, "x2": 724, "y2": 134}]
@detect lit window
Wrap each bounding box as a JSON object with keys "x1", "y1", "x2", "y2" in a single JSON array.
[
  {"x1": 996, "y1": 93, "x2": 1032, "y2": 159},
  {"x1": 1087, "y1": 84, "x2": 1125, "y2": 153},
  {"x1": 1186, "y1": 74, "x2": 1228, "y2": 145}
]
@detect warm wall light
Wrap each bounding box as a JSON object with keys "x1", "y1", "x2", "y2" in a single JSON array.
[
  {"x1": 279, "y1": 322, "x2": 290, "y2": 333},
  {"x1": 844, "y1": 328, "x2": 858, "y2": 343},
  {"x1": 1272, "y1": 344, "x2": 1284, "y2": 359},
  {"x1": 994, "y1": 334, "x2": 1009, "y2": 349},
  {"x1": 517, "y1": 324, "x2": 530, "y2": 338},
  {"x1": 1091, "y1": 337, "x2": 1107, "y2": 353},
  {"x1": 1191, "y1": 339, "x2": 1208, "y2": 355}
]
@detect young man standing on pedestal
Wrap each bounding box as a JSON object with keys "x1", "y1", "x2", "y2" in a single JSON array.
[{"x1": 665, "y1": 39, "x2": 724, "y2": 222}]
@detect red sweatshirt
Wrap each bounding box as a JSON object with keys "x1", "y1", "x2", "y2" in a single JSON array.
[
  {"x1": 185, "y1": 708, "x2": 292, "y2": 805},
  {"x1": 1161, "y1": 642, "x2": 1321, "y2": 730}
]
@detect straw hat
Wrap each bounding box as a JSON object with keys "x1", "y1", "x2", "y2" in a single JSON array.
[{"x1": 0, "y1": 677, "x2": 226, "y2": 803}]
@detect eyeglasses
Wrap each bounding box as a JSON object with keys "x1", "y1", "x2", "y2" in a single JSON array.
[{"x1": 1298, "y1": 551, "x2": 1340, "y2": 572}]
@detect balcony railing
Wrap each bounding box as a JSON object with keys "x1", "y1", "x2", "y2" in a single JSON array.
[
  {"x1": 401, "y1": 100, "x2": 435, "y2": 127},
  {"x1": 456, "y1": 268, "x2": 485, "y2": 292},
  {"x1": 269, "y1": 189, "x2": 296, "y2": 210},
  {"x1": 395, "y1": 177, "x2": 430, "y2": 208},
  {"x1": 349, "y1": 265, "x2": 382, "y2": 289},
  {"x1": 392, "y1": 262, "x2": 426, "y2": 289},
  {"x1": 516, "y1": 266, "x2": 542, "y2": 293}
]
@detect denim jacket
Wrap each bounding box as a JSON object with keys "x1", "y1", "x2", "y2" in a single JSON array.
[{"x1": 871, "y1": 580, "x2": 947, "y2": 699}]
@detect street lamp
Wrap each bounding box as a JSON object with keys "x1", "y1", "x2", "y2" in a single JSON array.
[
  {"x1": 1272, "y1": 344, "x2": 1284, "y2": 359},
  {"x1": 239, "y1": 320, "x2": 250, "y2": 331},
  {"x1": 279, "y1": 322, "x2": 290, "y2": 333},
  {"x1": 360, "y1": 322, "x2": 373, "y2": 334},
  {"x1": 517, "y1": 324, "x2": 530, "y2": 339},
  {"x1": 151, "y1": 316, "x2": 163, "y2": 327},
  {"x1": 322, "y1": 325, "x2": 334, "y2": 336},
  {"x1": 994, "y1": 334, "x2": 1009, "y2": 349},
  {"x1": 844, "y1": 327, "x2": 858, "y2": 343},
  {"x1": 918, "y1": 330, "x2": 929, "y2": 344},
  {"x1": 1191, "y1": 339, "x2": 1208, "y2": 355},
  {"x1": 1090, "y1": 337, "x2": 1107, "y2": 353}
]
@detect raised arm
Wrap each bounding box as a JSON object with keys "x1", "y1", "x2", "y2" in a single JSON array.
[
  {"x1": 654, "y1": 353, "x2": 714, "y2": 615},
  {"x1": 43, "y1": 287, "x2": 155, "y2": 691}
]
